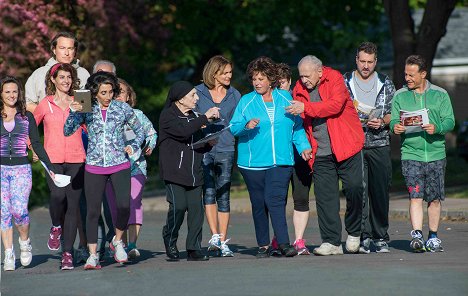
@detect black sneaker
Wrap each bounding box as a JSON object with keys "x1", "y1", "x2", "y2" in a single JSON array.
[
  {"x1": 256, "y1": 246, "x2": 270, "y2": 258},
  {"x1": 374, "y1": 239, "x2": 390, "y2": 253},
  {"x1": 187, "y1": 250, "x2": 209, "y2": 261},
  {"x1": 425, "y1": 237, "x2": 444, "y2": 252},
  {"x1": 359, "y1": 238, "x2": 371, "y2": 254},
  {"x1": 279, "y1": 244, "x2": 298, "y2": 257},
  {"x1": 410, "y1": 230, "x2": 425, "y2": 253}
]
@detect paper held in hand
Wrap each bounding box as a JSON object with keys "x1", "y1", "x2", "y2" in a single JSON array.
[
  {"x1": 353, "y1": 100, "x2": 383, "y2": 122},
  {"x1": 40, "y1": 161, "x2": 71, "y2": 188},
  {"x1": 400, "y1": 108, "x2": 429, "y2": 133},
  {"x1": 192, "y1": 125, "x2": 232, "y2": 147}
]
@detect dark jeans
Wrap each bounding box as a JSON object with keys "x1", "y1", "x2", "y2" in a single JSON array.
[
  {"x1": 202, "y1": 151, "x2": 235, "y2": 212},
  {"x1": 313, "y1": 152, "x2": 364, "y2": 246},
  {"x1": 362, "y1": 146, "x2": 392, "y2": 241},
  {"x1": 240, "y1": 166, "x2": 292, "y2": 247},
  {"x1": 162, "y1": 182, "x2": 204, "y2": 251},
  {"x1": 45, "y1": 163, "x2": 84, "y2": 252}
]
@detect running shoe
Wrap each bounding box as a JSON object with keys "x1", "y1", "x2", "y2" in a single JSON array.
[
  {"x1": 61, "y1": 252, "x2": 74, "y2": 270},
  {"x1": 18, "y1": 237, "x2": 32, "y2": 266},
  {"x1": 3, "y1": 248, "x2": 15, "y2": 271},
  {"x1": 208, "y1": 234, "x2": 221, "y2": 251},
  {"x1": 84, "y1": 253, "x2": 101, "y2": 270},
  {"x1": 293, "y1": 239, "x2": 310, "y2": 255},
  {"x1": 425, "y1": 237, "x2": 444, "y2": 252},
  {"x1": 410, "y1": 230, "x2": 426, "y2": 253},
  {"x1": 110, "y1": 236, "x2": 128, "y2": 263},
  {"x1": 47, "y1": 226, "x2": 62, "y2": 251},
  {"x1": 220, "y1": 239, "x2": 234, "y2": 257}
]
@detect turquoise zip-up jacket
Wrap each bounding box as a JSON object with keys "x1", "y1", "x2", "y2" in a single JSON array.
[
  {"x1": 64, "y1": 100, "x2": 144, "y2": 167},
  {"x1": 230, "y1": 88, "x2": 311, "y2": 168},
  {"x1": 390, "y1": 80, "x2": 455, "y2": 162},
  {"x1": 127, "y1": 109, "x2": 157, "y2": 177}
]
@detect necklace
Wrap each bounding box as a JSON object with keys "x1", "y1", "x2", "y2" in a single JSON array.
[{"x1": 354, "y1": 72, "x2": 376, "y2": 94}]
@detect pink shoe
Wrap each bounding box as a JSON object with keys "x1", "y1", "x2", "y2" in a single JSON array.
[
  {"x1": 271, "y1": 236, "x2": 279, "y2": 250},
  {"x1": 47, "y1": 226, "x2": 62, "y2": 251},
  {"x1": 293, "y1": 239, "x2": 310, "y2": 255}
]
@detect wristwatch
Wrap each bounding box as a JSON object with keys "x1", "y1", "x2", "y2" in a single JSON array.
[{"x1": 380, "y1": 119, "x2": 385, "y2": 128}]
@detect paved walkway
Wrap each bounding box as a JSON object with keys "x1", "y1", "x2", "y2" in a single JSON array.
[{"x1": 142, "y1": 192, "x2": 468, "y2": 220}]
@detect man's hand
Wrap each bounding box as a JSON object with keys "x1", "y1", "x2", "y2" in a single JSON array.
[
  {"x1": 301, "y1": 148, "x2": 313, "y2": 161},
  {"x1": 393, "y1": 123, "x2": 406, "y2": 135},
  {"x1": 285, "y1": 101, "x2": 304, "y2": 116},
  {"x1": 367, "y1": 118, "x2": 383, "y2": 129},
  {"x1": 245, "y1": 118, "x2": 260, "y2": 129},
  {"x1": 422, "y1": 124, "x2": 436, "y2": 135}
]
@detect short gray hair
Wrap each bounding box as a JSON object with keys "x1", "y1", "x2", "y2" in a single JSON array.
[
  {"x1": 298, "y1": 55, "x2": 322, "y2": 69},
  {"x1": 92, "y1": 60, "x2": 116, "y2": 74}
]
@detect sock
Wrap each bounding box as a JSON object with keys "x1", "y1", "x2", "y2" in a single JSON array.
[
  {"x1": 428, "y1": 231, "x2": 438, "y2": 239},
  {"x1": 128, "y1": 242, "x2": 136, "y2": 250},
  {"x1": 53, "y1": 225, "x2": 61, "y2": 229}
]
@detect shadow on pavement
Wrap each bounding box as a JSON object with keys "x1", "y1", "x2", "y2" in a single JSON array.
[{"x1": 389, "y1": 239, "x2": 413, "y2": 252}]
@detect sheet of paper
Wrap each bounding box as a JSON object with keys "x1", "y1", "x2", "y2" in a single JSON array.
[
  {"x1": 400, "y1": 108, "x2": 429, "y2": 134},
  {"x1": 192, "y1": 125, "x2": 232, "y2": 146},
  {"x1": 40, "y1": 161, "x2": 71, "y2": 188}
]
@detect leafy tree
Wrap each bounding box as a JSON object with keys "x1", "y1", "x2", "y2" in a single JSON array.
[{"x1": 383, "y1": 0, "x2": 459, "y2": 88}]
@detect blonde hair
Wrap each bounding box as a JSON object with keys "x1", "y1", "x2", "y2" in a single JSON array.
[
  {"x1": 118, "y1": 78, "x2": 137, "y2": 107},
  {"x1": 202, "y1": 55, "x2": 232, "y2": 89}
]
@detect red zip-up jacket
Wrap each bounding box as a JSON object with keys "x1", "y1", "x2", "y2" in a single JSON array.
[{"x1": 293, "y1": 66, "x2": 364, "y2": 169}]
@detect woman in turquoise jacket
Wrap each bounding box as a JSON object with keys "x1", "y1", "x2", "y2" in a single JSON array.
[{"x1": 230, "y1": 57, "x2": 312, "y2": 258}]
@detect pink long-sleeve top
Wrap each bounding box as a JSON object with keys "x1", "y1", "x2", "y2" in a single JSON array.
[{"x1": 34, "y1": 95, "x2": 86, "y2": 163}]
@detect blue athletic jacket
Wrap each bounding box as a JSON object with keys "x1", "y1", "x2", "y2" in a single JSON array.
[{"x1": 230, "y1": 88, "x2": 311, "y2": 168}]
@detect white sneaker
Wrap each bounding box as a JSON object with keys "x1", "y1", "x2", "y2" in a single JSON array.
[
  {"x1": 84, "y1": 253, "x2": 101, "y2": 270},
  {"x1": 220, "y1": 239, "x2": 234, "y2": 257},
  {"x1": 110, "y1": 236, "x2": 128, "y2": 263},
  {"x1": 312, "y1": 243, "x2": 343, "y2": 256},
  {"x1": 208, "y1": 234, "x2": 221, "y2": 251},
  {"x1": 3, "y1": 248, "x2": 15, "y2": 271},
  {"x1": 18, "y1": 237, "x2": 32, "y2": 266},
  {"x1": 345, "y1": 235, "x2": 360, "y2": 253}
]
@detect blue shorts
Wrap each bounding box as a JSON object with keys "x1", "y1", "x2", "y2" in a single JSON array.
[{"x1": 401, "y1": 159, "x2": 446, "y2": 202}]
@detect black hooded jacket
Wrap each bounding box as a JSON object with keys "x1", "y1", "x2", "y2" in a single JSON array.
[{"x1": 158, "y1": 104, "x2": 211, "y2": 187}]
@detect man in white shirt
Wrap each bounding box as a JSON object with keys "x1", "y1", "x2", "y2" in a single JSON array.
[{"x1": 25, "y1": 32, "x2": 90, "y2": 112}]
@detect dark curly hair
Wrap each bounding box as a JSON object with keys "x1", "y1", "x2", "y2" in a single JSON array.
[
  {"x1": 246, "y1": 56, "x2": 280, "y2": 88},
  {"x1": 1, "y1": 76, "x2": 26, "y2": 118},
  {"x1": 45, "y1": 63, "x2": 80, "y2": 96},
  {"x1": 85, "y1": 71, "x2": 120, "y2": 104}
]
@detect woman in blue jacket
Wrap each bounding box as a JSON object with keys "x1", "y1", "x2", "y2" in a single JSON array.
[{"x1": 230, "y1": 57, "x2": 312, "y2": 258}]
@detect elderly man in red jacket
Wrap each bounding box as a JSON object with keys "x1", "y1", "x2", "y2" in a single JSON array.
[{"x1": 286, "y1": 55, "x2": 365, "y2": 256}]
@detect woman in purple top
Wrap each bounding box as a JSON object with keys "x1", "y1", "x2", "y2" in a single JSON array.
[{"x1": 1, "y1": 76, "x2": 54, "y2": 271}]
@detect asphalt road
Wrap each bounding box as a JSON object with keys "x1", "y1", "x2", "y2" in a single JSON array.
[{"x1": 1, "y1": 208, "x2": 468, "y2": 296}]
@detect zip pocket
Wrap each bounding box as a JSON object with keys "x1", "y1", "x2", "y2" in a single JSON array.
[{"x1": 178, "y1": 151, "x2": 184, "y2": 168}]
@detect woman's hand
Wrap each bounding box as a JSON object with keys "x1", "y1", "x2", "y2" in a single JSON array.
[
  {"x1": 69, "y1": 101, "x2": 83, "y2": 112},
  {"x1": 124, "y1": 145, "x2": 134, "y2": 156},
  {"x1": 205, "y1": 107, "x2": 220, "y2": 122},
  {"x1": 144, "y1": 147, "x2": 153, "y2": 156},
  {"x1": 245, "y1": 118, "x2": 260, "y2": 129}
]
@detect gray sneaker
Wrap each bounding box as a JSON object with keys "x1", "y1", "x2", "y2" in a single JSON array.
[
  {"x1": 374, "y1": 239, "x2": 390, "y2": 253},
  {"x1": 220, "y1": 239, "x2": 234, "y2": 257},
  {"x1": 75, "y1": 246, "x2": 89, "y2": 264},
  {"x1": 359, "y1": 238, "x2": 372, "y2": 254},
  {"x1": 3, "y1": 248, "x2": 15, "y2": 271},
  {"x1": 110, "y1": 236, "x2": 128, "y2": 263},
  {"x1": 313, "y1": 243, "x2": 344, "y2": 256},
  {"x1": 18, "y1": 237, "x2": 32, "y2": 266},
  {"x1": 84, "y1": 253, "x2": 101, "y2": 270}
]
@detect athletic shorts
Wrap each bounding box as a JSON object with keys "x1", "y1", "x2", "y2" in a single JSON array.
[{"x1": 401, "y1": 159, "x2": 446, "y2": 202}]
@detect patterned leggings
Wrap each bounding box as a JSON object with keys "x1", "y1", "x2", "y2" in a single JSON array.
[{"x1": 1, "y1": 164, "x2": 32, "y2": 230}]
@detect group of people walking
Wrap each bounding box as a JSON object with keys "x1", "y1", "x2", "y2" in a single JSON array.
[{"x1": 1, "y1": 32, "x2": 454, "y2": 272}]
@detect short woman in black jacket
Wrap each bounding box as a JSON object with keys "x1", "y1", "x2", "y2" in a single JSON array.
[{"x1": 158, "y1": 81, "x2": 219, "y2": 261}]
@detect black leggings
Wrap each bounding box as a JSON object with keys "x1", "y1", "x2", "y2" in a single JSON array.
[
  {"x1": 46, "y1": 163, "x2": 84, "y2": 252},
  {"x1": 84, "y1": 168, "x2": 131, "y2": 244}
]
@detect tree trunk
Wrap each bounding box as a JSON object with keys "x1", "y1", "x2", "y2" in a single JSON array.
[{"x1": 384, "y1": 0, "x2": 457, "y2": 89}]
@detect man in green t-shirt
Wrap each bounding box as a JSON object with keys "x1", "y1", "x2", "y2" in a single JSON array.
[{"x1": 390, "y1": 55, "x2": 455, "y2": 253}]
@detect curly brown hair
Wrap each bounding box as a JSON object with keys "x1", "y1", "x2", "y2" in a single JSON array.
[
  {"x1": 1, "y1": 76, "x2": 26, "y2": 118},
  {"x1": 246, "y1": 56, "x2": 280, "y2": 88},
  {"x1": 45, "y1": 63, "x2": 80, "y2": 96}
]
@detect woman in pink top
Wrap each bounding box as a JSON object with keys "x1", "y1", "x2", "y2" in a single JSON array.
[{"x1": 33, "y1": 63, "x2": 85, "y2": 270}]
